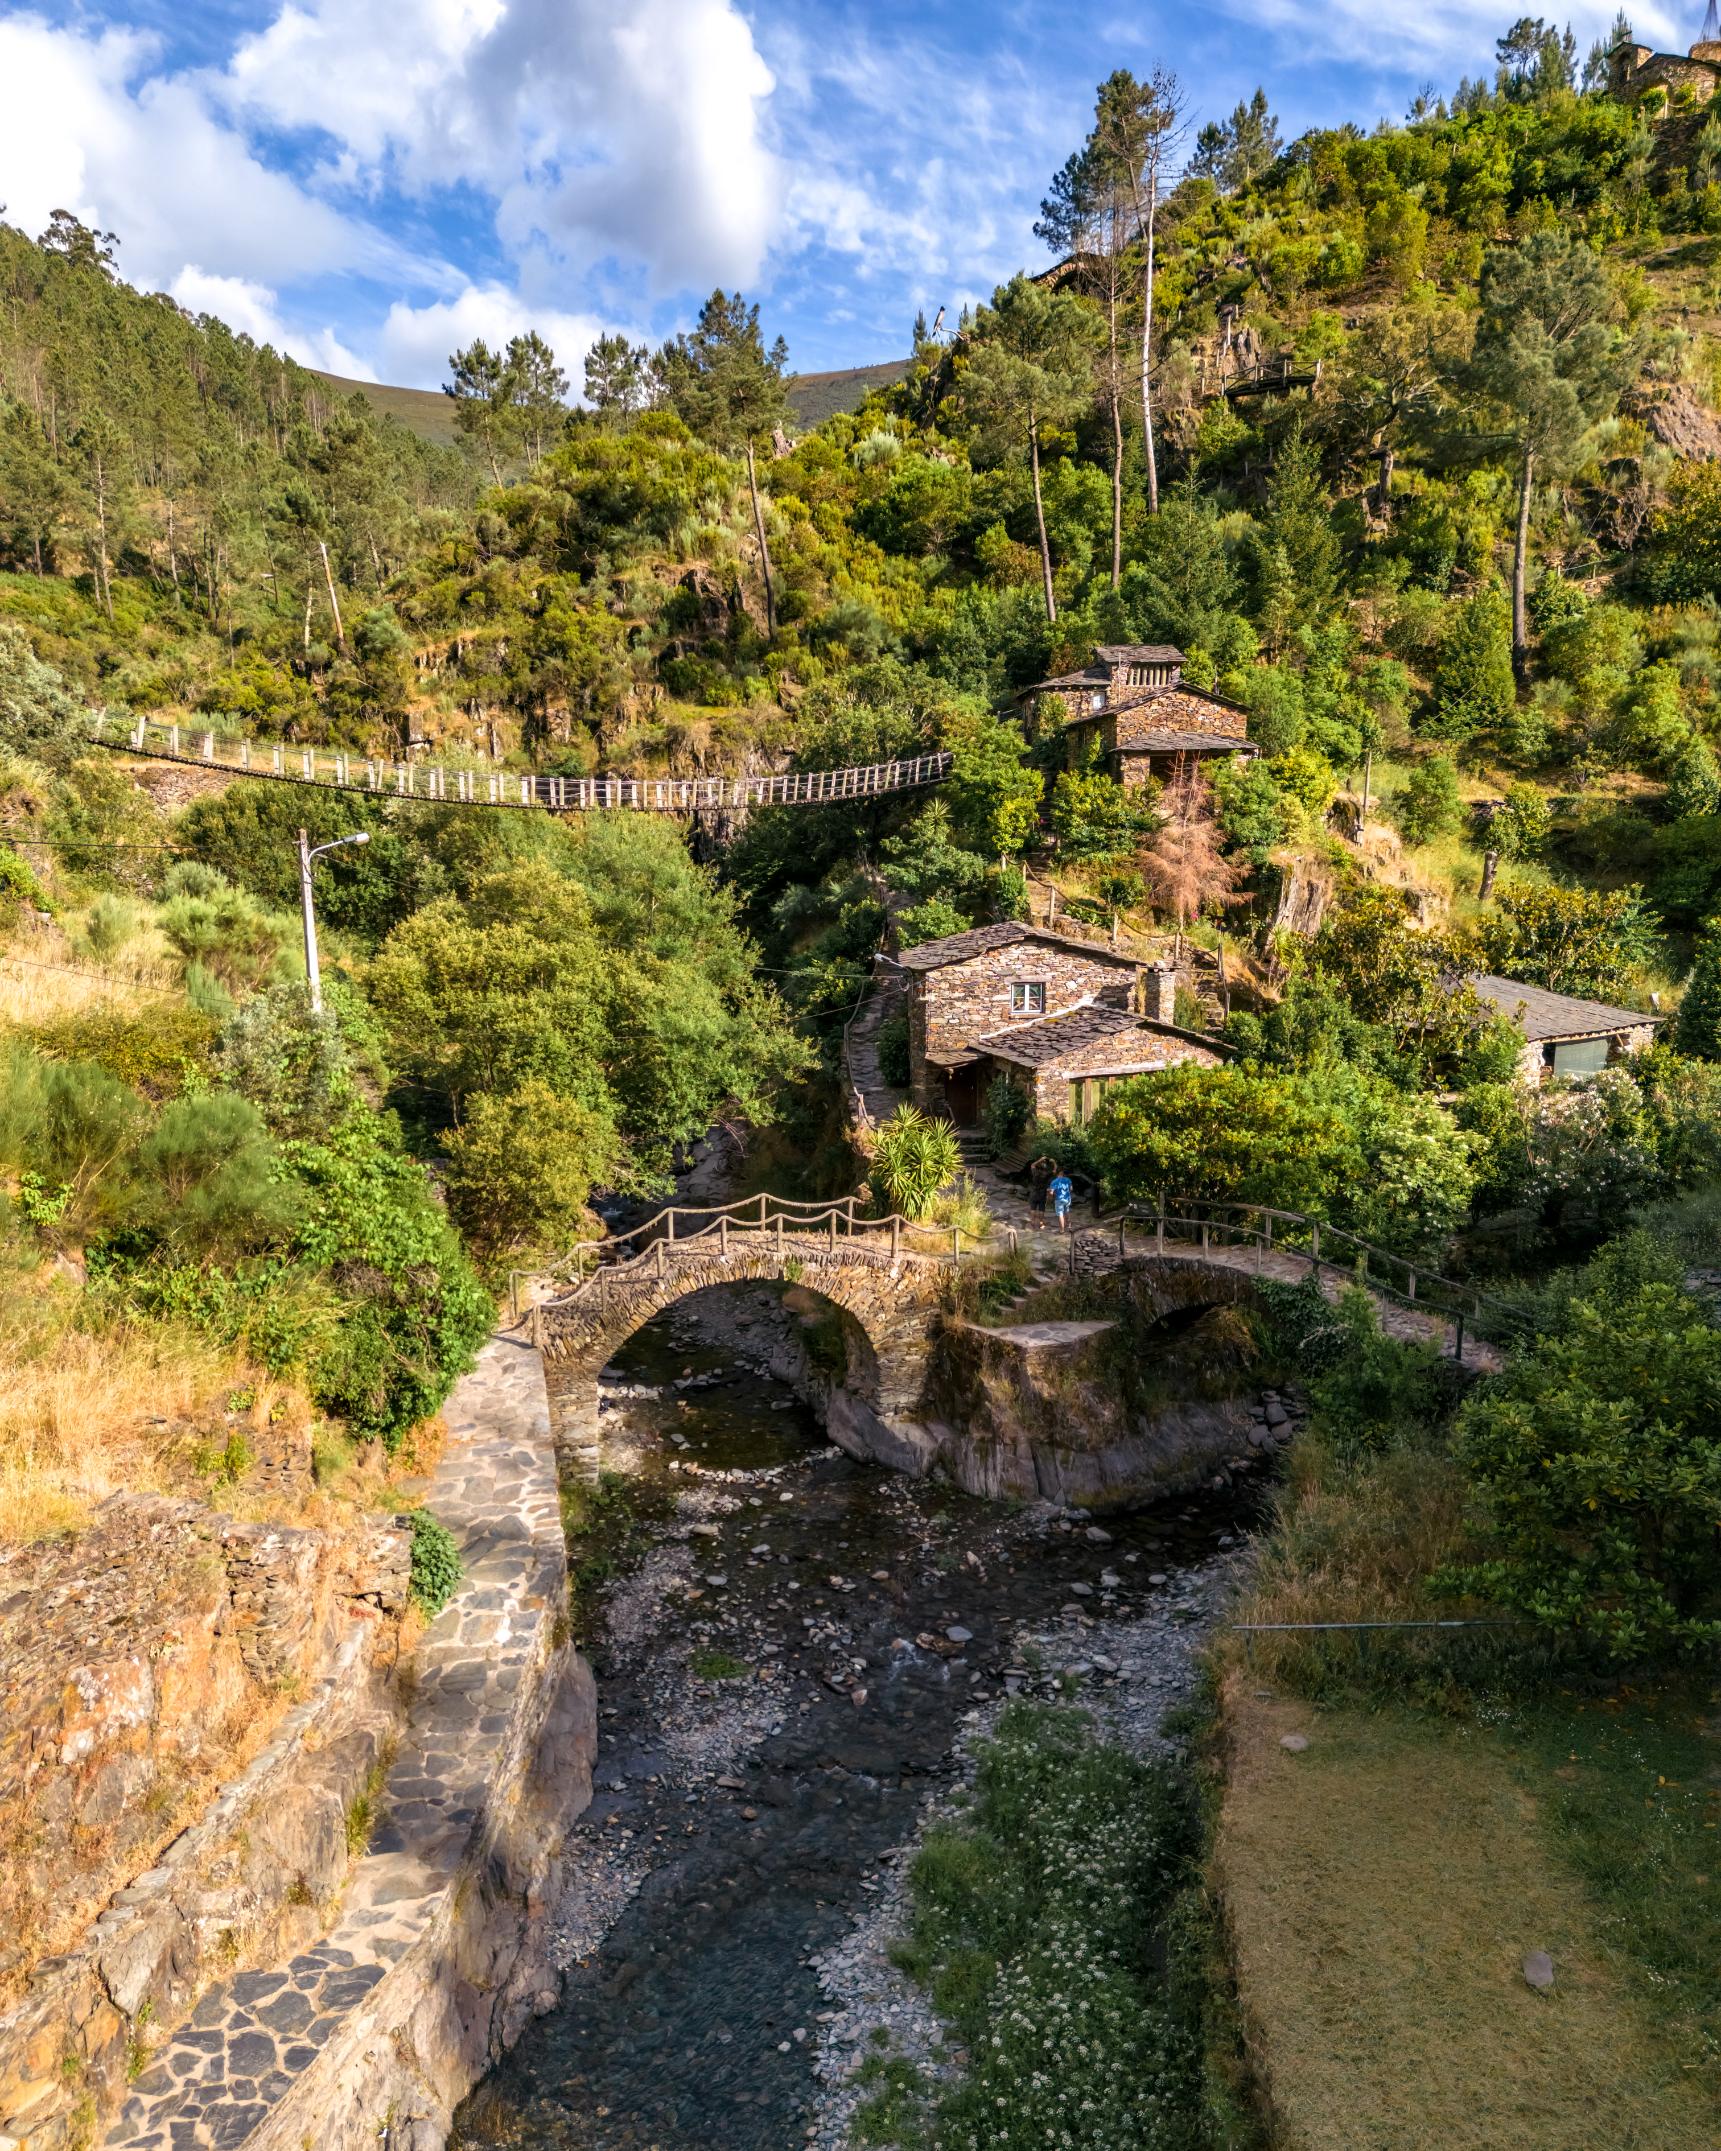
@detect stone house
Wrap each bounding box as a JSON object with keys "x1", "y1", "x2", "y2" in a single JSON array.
[
  {"x1": 1016, "y1": 642, "x2": 1256, "y2": 791},
  {"x1": 895, "y1": 919, "x2": 1224, "y2": 1126},
  {"x1": 1610, "y1": 11, "x2": 1721, "y2": 104},
  {"x1": 1468, "y1": 974, "x2": 1661, "y2": 1084}
]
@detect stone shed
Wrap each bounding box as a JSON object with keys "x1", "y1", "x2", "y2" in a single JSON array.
[
  {"x1": 974, "y1": 1002, "x2": 1226, "y2": 1123},
  {"x1": 1468, "y1": 973, "x2": 1661, "y2": 1084}
]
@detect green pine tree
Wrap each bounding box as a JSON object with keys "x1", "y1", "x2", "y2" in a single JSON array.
[
  {"x1": 1430, "y1": 588, "x2": 1516, "y2": 743},
  {"x1": 1676, "y1": 917, "x2": 1721, "y2": 1060}
]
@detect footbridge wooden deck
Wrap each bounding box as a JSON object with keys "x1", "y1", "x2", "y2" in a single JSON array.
[{"x1": 85, "y1": 712, "x2": 952, "y2": 812}]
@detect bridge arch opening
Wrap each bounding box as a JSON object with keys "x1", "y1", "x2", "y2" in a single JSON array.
[{"x1": 594, "y1": 1279, "x2": 883, "y2": 1474}]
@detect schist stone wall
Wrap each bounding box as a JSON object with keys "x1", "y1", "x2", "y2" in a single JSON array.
[
  {"x1": 995, "y1": 1020, "x2": 1221, "y2": 1121},
  {"x1": 909, "y1": 943, "x2": 1140, "y2": 1107}
]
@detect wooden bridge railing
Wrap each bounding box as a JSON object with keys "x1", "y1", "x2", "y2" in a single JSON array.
[
  {"x1": 1086, "y1": 1197, "x2": 1536, "y2": 1359},
  {"x1": 88, "y1": 711, "x2": 953, "y2": 814},
  {"x1": 525, "y1": 1189, "x2": 1015, "y2": 1321}
]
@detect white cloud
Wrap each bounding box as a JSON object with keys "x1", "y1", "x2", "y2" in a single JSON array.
[
  {"x1": 372, "y1": 283, "x2": 612, "y2": 389},
  {"x1": 223, "y1": 0, "x2": 784, "y2": 292},
  {"x1": 168, "y1": 266, "x2": 375, "y2": 378},
  {"x1": 0, "y1": 13, "x2": 402, "y2": 293}
]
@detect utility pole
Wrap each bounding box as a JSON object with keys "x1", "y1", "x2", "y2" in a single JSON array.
[{"x1": 298, "y1": 825, "x2": 370, "y2": 1015}]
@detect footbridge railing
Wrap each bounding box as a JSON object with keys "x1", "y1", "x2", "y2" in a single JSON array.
[
  {"x1": 519, "y1": 1190, "x2": 1016, "y2": 1321},
  {"x1": 1081, "y1": 1197, "x2": 1534, "y2": 1359},
  {"x1": 87, "y1": 711, "x2": 952, "y2": 813}
]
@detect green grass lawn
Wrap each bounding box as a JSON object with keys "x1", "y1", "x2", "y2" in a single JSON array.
[
  {"x1": 1218, "y1": 1679, "x2": 1721, "y2": 2151},
  {"x1": 1499, "y1": 1678, "x2": 1721, "y2": 2103}
]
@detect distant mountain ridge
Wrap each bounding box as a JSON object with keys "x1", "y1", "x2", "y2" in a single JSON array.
[{"x1": 308, "y1": 356, "x2": 910, "y2": 447}]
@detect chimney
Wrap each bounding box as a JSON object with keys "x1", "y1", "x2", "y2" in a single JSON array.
[{"x1": 1142, "y1": 963, "x2": 1177, "y2": 1025}]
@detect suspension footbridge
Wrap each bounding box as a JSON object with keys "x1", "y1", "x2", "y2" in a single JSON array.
[{"x1": 86, "y1": 712, "x2": 952, "y2": 812}]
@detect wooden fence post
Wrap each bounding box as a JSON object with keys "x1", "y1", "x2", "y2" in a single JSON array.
[
  {"x1": 891, "y1": 1216, "x2": 901, "y2": 1261},
  {"x1": 531, "y1": 1299, "x2": 542, "y2": 1351},
  {"x1": 1310, "y1": 1219, "x2": 1322, "y2": 1274},
  {"x1": 720, "y1": 1216, "x2": 730, "y2": 1257},
  {"x1": 655, "y1": 1237, "x2": 667, "y2": 1281}
]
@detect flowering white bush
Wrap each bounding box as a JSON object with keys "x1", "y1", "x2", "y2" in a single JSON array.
[{"x1": 856, "y1": 1702, "x2": 1207, "y2": 2151}]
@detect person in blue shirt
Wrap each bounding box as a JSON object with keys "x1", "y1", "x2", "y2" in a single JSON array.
[{"x1": 1048, "y1": 1168, "x2": 1074, "y2": 1232}]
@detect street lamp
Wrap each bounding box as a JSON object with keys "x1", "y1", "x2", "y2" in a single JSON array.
[{"x1": 297, "y1": 825, "x2": 369, "y2": 1015}]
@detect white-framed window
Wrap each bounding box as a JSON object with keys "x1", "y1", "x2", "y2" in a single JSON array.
[
  {"x1": 1089, "y1": 689, "x2": 1106, "y2": 712},
  {"x1": 1012, "y1": 980, "x2": 1047, "y2": 1015}
]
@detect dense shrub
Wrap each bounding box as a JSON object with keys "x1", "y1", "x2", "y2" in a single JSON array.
[{"x1": 408, "y1": 1510, "x2": 463, "y2": 1618}]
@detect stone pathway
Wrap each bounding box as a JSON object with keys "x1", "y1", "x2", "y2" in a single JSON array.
[
  {"x1": 842, "y1": 970, "x2": 906, "y2": 1136},
  {"x1": 958, "y1": 1149, "x2": 1504, "y2": 1372},
  {"x1": 107, "y1": 1337, "x2": 567, "y2": 2150}
]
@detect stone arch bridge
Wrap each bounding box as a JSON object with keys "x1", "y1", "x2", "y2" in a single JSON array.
[
  {"x1": 525, "y1": 1191, "x2": 1512, "y2": 1485},
  {"x1": 531, "y1": 1196, "x2": 972, "y2": 1480}
]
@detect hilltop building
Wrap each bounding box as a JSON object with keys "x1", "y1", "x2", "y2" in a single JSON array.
[
  {"x1": 895, "y1": 920, "x2": 1224, "y2": 1126},
  {"x1": 1016, "y1": 644, "x2": 1256, "y2": 791},
  {"x1": 1611, "y1": 6, "x2": 1721, "y2": 103}
]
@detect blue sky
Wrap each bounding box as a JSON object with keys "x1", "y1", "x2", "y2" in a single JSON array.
[{"x1": 0, "y1": 0, "x2": 1687, "y2": 389}]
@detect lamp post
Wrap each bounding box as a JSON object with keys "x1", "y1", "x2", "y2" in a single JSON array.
[{"x1": 297, "y1": 826, "x2": 369, "y2": 1014}]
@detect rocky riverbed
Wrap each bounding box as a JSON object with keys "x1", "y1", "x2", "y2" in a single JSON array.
[{"x1": 453, "y1": 1284, "x2": 1291, "y2": 2150}]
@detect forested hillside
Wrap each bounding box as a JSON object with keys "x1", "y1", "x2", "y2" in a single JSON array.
[{"x1": 7, "y1": 13, "x2": 1721, "y2": 1558}]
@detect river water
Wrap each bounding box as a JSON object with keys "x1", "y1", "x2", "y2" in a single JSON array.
[{"x1": 453, "y1": 1282, "x2": 1259, "y2": 2151}]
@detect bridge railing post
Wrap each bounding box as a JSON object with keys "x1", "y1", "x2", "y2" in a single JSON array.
[
  {"x1": 891, "y1": 1216, "x2": 901, "y2": 1261},
  {"x1": 1310, "y1": 1219, "x2": 1321, "y2": 1274},
  {"x1": 1156, "y1": 1193, "x2": 1165, "y2": 1251},
  {"x1": 655, "y1": 1236, "x2": 667, "y2": 1281},
  {"x1": 531, "y1": 1299, "x2": 542, "y2": 1351},
  {"x1": 776, "y1": 1215, "x2": 785, "y2": 1259},
  {"x1": 720, "y1": 1216, "x2": 730, "y2": 1258}
]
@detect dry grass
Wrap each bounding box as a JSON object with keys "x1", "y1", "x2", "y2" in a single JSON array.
[
  {"x1": 0, "y1": 920, "x2": 178, "y2": 1027},
  {"x1": 1216, "y1": 1679, "x2": 1719, "y2": 2151},
  {"x1": 0, "y1": 1264, "x2": 264, "y2": 1543},
  {"x1": 1215, "y1": 1436, "x2": 1483, "y2": 1696}
]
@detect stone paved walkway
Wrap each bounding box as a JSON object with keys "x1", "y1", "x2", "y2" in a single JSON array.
[
  {"x1": 107, "y1": 1336, "x2": 566, "y2": 2150},
  {"x1": 958, "y1": 1144, "x2": 1503, "y2": 1372},
  {"x1": 843, "y1": 969, "x2": 906, "y2": 1135}
]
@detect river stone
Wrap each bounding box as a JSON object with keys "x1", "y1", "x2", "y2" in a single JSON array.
[
  {"x1": 1265, "y1": 1399, "x2": 1289, "y2": 1428},
  {"x1": 1280, "y1": 1732, "x2": 1310, "y2": 1753},
  {"x1": 1523, "y1": 1950, "x2": 1555, "y2": 1991},
  {"x1": 945, "y1": 1626, "x2": 973, "y2": 1644}
]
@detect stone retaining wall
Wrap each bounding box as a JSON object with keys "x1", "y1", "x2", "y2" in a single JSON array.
[
  {"x1": 0, "y1": 1506, "x2": 410, "y2": 2148},
  {"x1": 100, "y1": 1335, "x2": 595, "y2": 2151},
  {"x1": 0, "y1": 1339, "x2": 596, "y2": 2151}
]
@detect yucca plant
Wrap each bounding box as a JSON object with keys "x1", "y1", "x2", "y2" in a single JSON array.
[{"x1": 870, "y1": 1103, "x2": 960, "y2": 1221}]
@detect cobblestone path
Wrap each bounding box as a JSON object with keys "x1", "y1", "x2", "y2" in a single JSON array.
[{"x1": 107, "y1": 1336, "x2": 565, "y2": 2150}]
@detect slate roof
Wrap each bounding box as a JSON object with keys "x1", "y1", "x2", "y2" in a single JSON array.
[
  {"x1": 1466, "y1": 973, "x2": 1661, "y2": 1042},
  {"x1": 1061, "y1": 681, "x2": 1251, "y2": 723},
  {"x1": 977, "y1": 1006, "x2": 1228, "y2": 1068},
  {"x1": 974, "y1": 1003, "x2": 1143, "y2": 1065},
  {"x1": 1094, "y1": 643, "x2": 1184, "y2": 665},
  {"x1": 894, "y1": 920, "x2": 1141, "y2": 973},
  {"x1": 1107, "y1": 726, "x2": 1256, "y2": 757}
]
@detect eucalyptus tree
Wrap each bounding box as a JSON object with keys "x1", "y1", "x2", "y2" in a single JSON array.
[
  {"x1": 955, "y1": 273, "x2": 1098, "y2": 623},
  {"x1": 1091, "y1": 66, "x2": 1186, "y2": 515},
  {"x1": 654, "y1": 290, "x2": 790, "y2": 634}
]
